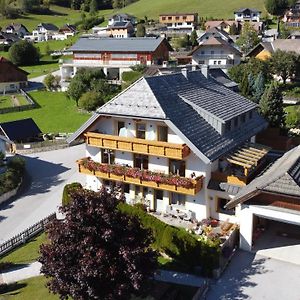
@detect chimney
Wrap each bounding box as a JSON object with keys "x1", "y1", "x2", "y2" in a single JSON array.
[
  {"x1": 201, "y1": 64, "x2": 208, "y2": 78},
  {"x1": 181, "y1": 68, "x2": 188, "y2": 79}
]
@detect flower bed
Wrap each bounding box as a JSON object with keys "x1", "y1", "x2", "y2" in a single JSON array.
[{"x1": 79, "y1": 157, "x2": 202, "y2": 189}]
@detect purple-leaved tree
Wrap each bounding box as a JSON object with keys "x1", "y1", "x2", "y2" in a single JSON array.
[{"x1": 39, "y1": 188, "x2": 157, "y2": 300}]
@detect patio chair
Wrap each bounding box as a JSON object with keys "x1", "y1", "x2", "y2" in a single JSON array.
[{"x1": 164, "y1": 205, "x2": 173, "y2": 217}]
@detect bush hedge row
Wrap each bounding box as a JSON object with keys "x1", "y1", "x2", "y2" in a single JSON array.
[
  {"x1": 62, "y1": 182, "x2": 83, "y2": 206},
  {"x1": 0, "y1": 156, "x2": 25, "y2": 196},
  {"x1": 118, "y1": 203, "x2": 220, "y2": 275}
]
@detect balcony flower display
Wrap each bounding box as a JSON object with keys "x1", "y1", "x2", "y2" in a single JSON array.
[{"x1": 80, "y1": 157, "x2": 201, "y2": 189}]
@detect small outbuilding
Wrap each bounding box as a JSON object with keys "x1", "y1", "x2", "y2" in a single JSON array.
[{"x1": 0, "y1": 118, "x2": 42, "y2": 143}]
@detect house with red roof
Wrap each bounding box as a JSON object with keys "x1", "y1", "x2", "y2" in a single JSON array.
[{"x1": 0, "y1": 57, "x2": 29, "y2": 93}]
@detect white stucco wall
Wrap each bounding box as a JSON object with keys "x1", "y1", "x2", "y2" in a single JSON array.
[{"x1": 239, "y1": 205, "x2": 300, "y2": 251}]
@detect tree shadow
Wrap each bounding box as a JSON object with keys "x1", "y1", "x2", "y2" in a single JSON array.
[
  {"x1": 0, "y1": 282, "x2": 27, "y2": 295},
  {"x1": 20, "y1": 155, "x2": 69, "y2": 197},
  {"x1": 207, "y1": 250, "x2": 269, "y2": 300}
]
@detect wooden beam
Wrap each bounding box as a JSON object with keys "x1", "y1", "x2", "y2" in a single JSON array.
[
  {"x1": 228, "y1": 155, "x2": 256, "y2": 166},
  {"x1": 227, "y1": 158, "x2": 252, "y2": 168}
]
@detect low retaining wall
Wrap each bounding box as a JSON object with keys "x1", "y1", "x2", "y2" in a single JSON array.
[
  {"x1": 0, "y1": 186, "x2": 19, "y2": 205},
  {"x1": 16, "y1": 143, "x2": 69, "y2": 154}
]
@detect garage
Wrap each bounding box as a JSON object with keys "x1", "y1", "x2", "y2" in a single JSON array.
[
  {"x1": 225, "y1": 146, "x2": 300, "y2": 263},
  {"x1": 252, "y1": 217, "x2": 300, "y2": 265}
]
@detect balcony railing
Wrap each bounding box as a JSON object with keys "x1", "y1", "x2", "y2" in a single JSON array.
[
  {"x1": 85, "y1": 132, "x2": 191, "y2": 160},
  {"x1": 77, "y1": 158, "x2": 204, "y2": 196},
  {"x1": 211, "y1": 171, "x2": 247, "y2": 186}
]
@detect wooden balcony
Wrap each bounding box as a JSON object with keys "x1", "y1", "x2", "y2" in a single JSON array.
[
  {"x1": 211, "y1": 171, "x2": 247, "y2": 186},
  {"x1": 77, "y1": 159, "x2": 203, "y2": 196},
  {"x1": 84, "y1": 132, "x2": 190, "y2": 159}
]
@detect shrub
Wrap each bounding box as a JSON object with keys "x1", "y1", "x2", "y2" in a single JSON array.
[
  {"x1": 118, "y1": 203, "x2": 220, "y2": 276},
  {"x1": 9, "y1": 40, "x2": 40, "y2": 66},
  {"x1": 62, "y1": 182, "x2": 82, "y2": 206},
  {"x1": 78, "y1": 91, "x2": 104, "y2": 111},
  {"x1": 0, "y1": 156, "x2": 25, "y2": 196}
]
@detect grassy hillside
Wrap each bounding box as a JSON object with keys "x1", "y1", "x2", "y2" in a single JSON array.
[
  {"x1": 0, "y1": 5, "x2": 112, "y2": 32},
  {"x1": 120, "y1": 0, "x2": 266, "y2": 20}
]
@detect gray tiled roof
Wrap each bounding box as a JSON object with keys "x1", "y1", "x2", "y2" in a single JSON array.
[
  {"x1": 207, "y1": 179, "x2": 242, "y2": 195},
  {"x1": 226, "y1": 146, "x2": 300, "y2": 208},
  {"x1": 93, "y1": 70, "x2": 266, "y2": 161},
  {"x1": 68, "y1": 37, "x2": 167, "y2": 52}
]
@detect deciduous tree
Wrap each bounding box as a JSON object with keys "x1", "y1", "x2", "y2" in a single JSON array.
[
  {"x1": 236, "y1": 22, "x2": 260, "y2": 53},
  {"x1": 136, "y1": 23, "x2": 146, "y2": 37},
  {"x1": 269, "y1": 50, "x2": 298, "y2": 84},
  {"x1": 39, "y1": 188, "x2": 157, "y2": 300}
]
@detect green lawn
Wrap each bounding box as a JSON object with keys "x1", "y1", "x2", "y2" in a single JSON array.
[
  {"x1": 0, "y1": 96, "x2": 12, "y2": 109},
  {"x1": 15, "y1": 94, "x2": 29, "y2": 105},
  {"x1": 0, "y1": 91, "x2": 90, "y2": 133},
  {"x1": 120, "y1": 0, "x2": 267, "y2": 20},
  {"x1": 0, "y1": 5, "x2": 113, "y2": 32},
  {"x1": 0, "y1": 276, "x2": 58, "y2": 300},
  {"x1": 0, "y1": 233, "x2": 47, "y2": 265},
  {"x1": 21, "y1": 61, "x2": 59, "y2": 79}
]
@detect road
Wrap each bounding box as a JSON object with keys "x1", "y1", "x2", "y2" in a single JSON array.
[
  {"x1": 0, "y1": 144, "x2": 85, "y2": 243},
  {"x1": 206, "y1": 250, "x2": 300, "y2": 300}
]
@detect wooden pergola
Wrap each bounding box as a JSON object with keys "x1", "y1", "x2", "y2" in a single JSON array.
[{"x1": 225, "y1": 143, "x2": 271, "y2": 176}]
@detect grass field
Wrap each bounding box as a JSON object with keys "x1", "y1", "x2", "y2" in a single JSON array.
[
  {"x1": 0, "y1": 96, "x2": 12, "y2": 109},
  {"x1": 0, "y1": 5, "x2": 112, "y2": 32},
  {"x1": 120, "y1": 0, "x2": 266, "y2": 20},
  {"x1": 21, "y1": 61, "x2": 59, "y2": 78},
  {"x1": 0, "y1": 233, "x2": 47, "y2": 265},
  {"x1": 0, "y1": 91, "x2": 90, "y2": 133},
  {"x1": 0, "y1": 276, "x2": 58, "y2": 300}
]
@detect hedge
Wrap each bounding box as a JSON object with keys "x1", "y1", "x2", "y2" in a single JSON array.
[
  {"x1": 62, "y1": 182, "x2": 83, "y2": 206},
  {"x1": 0, "y1": 156, "x2": 25, "y2": 196},
  {"x1": 118, "y1": 203, "x2": 220, "y2": 275}
]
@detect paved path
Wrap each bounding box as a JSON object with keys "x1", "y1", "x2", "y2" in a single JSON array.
[
  {"x1": 26, "y1": 70, "x2": 60, "y2": 91},
  {"x1": 0, "y1": 145, "x2": 85, "y2": 243},
  {"x1": 206, "y1": 250, "x2": 300, "y2": 300},
  {"x1": 0, "y1": 262, "x2": 42, "y2": 284}
]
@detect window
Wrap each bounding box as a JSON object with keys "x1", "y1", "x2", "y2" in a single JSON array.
[
  {"x1": 117, "y1": 121, "x2": 125, "y2": 135},
  {"x1": 102, "y1": 149, "x2": 115, "y2": 164},
  {"x1": 134, "y1": 154, "x2": 148, "y2": 170},
  {"x1": 170, "y1": 193, "x2": 185, "y2": 206},
  {"x1": 155, "y1": 190, "x2": 164, "y2": 200},
  {"x1": 211, "y1": 50, "x2": 215, "y2": 54},
  {"x1": 221, "y1": 50, "x2": 224, "y2": 54},
  {"x1": 162, "y1": 17, "x2": 166, "y2": 20},
  {"x1": 157, "y1": 126, "x2": 168, "y2": 142},
  {"x1": 168, "y1": 16, "x2": 172, "y2": 20},
  {"x1": 136, "y1": 123, "x2": 146, "y2": 139},
  {"x1": 183, "y1": 16, "x2": 187, "y2": 20},
  {"x1": 169, "y1": 159, "x2": 185, "y2": 176},
  {"x1": 135, "y1": 185, "x2": 147, "y2": 197},
  {"x1": 234, "y1": 117, "x2": 238, "y2": 128},
  {"x1": 178, "y1": 22, "x2": 182, "y2": 25},
  {"x1": 241, "y1": 114, "x2": 246, "y2": 123},
  {"x1": 123, "y1": 183, "x2": 130, "y2": 194},
  {"x1": 218, "y1": 60, "x2": 221, "y2": 65},
  {"x1": 175, "y1": 16, "x2": 179, "y2": 20},
  {"x1": 225, "y1": 121, "x2": 231, "y2": 132},
  {"x1": 217, "y1": 198, "x2": 235, "y2": 215},
  {"x1": 201, "y1": 50, "x2": 205, "y2": 54},
  {"x1": 214, "y1": 61, "x2": 217, "y2": 65}
]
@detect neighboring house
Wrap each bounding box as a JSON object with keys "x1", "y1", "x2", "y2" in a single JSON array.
[
  {"x1": 108, "y1": 14, "x2": 136, "y2": 26},
  {"x1": 288, "y1": 30, "x2": 300, "y2": 39},
  {"x1": 0, "y1": 135, "x2": 13, "y2": 157},
  {"x1": 0, "y1": 57, "x2": 29, "y2": 93},
  {"x1": 67, "y1": 68, "x2": 267, "y2": 222},
  {"x1": 226, "y1": 145, "x2": 300, "y2": 252},
  {"x1": 0, "y1": 32, "x2": 20, "y2": 46},
  {"x1": 4, "y1": 23, "x2": 29, "y2": 38},
  {"x1": 60, "y1": 37, "x2": 173, "y2": 84},
  {"x1": 0, "y1": 118, "x2": 42, "y2": 143},
  {"x1": 247, "y1": 39, "x2": 300, "y2": 60},
  {"x1": 283, "y1": 0, "x2": 300, "y2": 27},
  {"x1": 234, "y1": 8, "x2": 261, "y2": 22},
  {"x1": 190, "y1": 36, "x2": 242, "y2": 73},
  {"x1": 27, "y1": 23, "x2": 59, "y2": 42},
  {"x1": 205, "y1": 20, "x2": 233, "y2": 33},
  {"x1": 53, "y1": 24, "x2": 77, "y2": 40},
  {"x1": 107, "y1": 21, "x2": 134, "y2": 38},
  {"x1": 197, "y1": 27, "x2": 234, "y2": 44},
  {"x1": 159, "y1": 13, "x2": 198, "y2": 30}
]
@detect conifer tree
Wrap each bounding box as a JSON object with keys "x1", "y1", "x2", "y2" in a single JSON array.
[{"x1": 259, "y1": 81, "x2": 285, "y2": 128}]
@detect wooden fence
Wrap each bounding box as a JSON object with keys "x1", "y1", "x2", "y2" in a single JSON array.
[{"x1": 0, "y1": 213, "x2": 56, "y2": 258}]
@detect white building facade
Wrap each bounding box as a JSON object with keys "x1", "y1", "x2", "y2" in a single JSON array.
[{"x1": 68, "y1": 69, "x2": 268, "y2": 223}]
